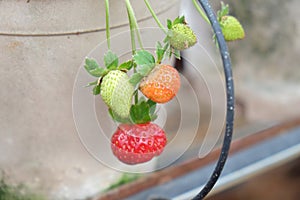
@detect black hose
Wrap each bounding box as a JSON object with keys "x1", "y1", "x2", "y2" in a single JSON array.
[
  {"x1": 150, "y1": 1, "x2": 234, "y2": 199},
  {"x1": 193, "y1": 0, "x2": 234, "y2": 200},
  {"x1": 191, "y1": 0, "x2": 235, "y2": 199}
]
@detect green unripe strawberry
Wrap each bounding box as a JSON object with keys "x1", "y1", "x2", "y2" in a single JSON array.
[
  {"x1": 169, "y1": 23, "x2": 197, "y2": 50},
  {"x1": 220, "y1": 15, "x2": 245, "y2": 41},
  {"x1": 101, "y1": 70, "x2": 134, "y2": 118}
]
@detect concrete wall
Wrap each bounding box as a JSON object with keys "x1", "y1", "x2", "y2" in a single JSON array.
[
  {"x1": 0, "y1": 0, "x2": 179, "y2": 199},
  {"x1": 224, "y1": 0, "x2": 300, "y2": 121}
]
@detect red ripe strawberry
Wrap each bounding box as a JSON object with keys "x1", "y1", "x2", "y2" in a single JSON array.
[
  {"x1": 111, "y1": 122, "x2": 167, "y2": 165},
  {"x1": 139, "y1": 64, "x2": 180, "y2": 103}
]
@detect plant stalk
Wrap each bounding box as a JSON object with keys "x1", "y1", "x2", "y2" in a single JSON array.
[
  {"x1": 125, "y1": 0, "x2": 140, "y2": 104},
  {"x1": 192, "y1": 0, "x2": 210, "y2": 24},
  {"x1": 105, "y1": 0, "x2": 111, "y2": 49},
  {"x1": 125, "y1": 0, "x2": 144, "y2": 50},
  {"x1": 143, "y1": 0, "x2": 167, "y2": 34}
]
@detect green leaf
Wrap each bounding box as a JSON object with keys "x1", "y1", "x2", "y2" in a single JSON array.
[
  {"x1": 151, "y1": 113, "x2": 158, "y2": 121},
  {"x1": 138, "y1": 96, "x2": 147, "y2": 103},
  {"x1": 173, "y1": 49, "x2": 181, "y2": 59},
  {"x1": 147, "y1": 99, "x2": 157, "y2": 121},
  {"x1": 147, "y1": 99, "x2": 156, "y2": 116},
  {"x1": 167, "y1": 19, "x2": 172, "y2": 29},
  {"x1": 88, "y1": 68, "x2": 107, "y2": 77},
  {"x1": 129, "y1": 73, "x2": 144, "y2": 87},
  {"x1": 85, "y1": 80, "x2": 98, "y2": 87},
  {"x1": 221, "y1": 1, "x2": 229, "y2": 15},
  {"x1": 173, "y1": 16, "x2": 185, "y2": 25},
  {"x1": 130, "y1": 101, "x2": 151, "y2": 124},
  {"x1": 84, "y1": 58, "x2": 106, "y2": 77},
  {"x1": 133, "y1": 50, "x2": 156, "y2": 76},
  {"x1": 104, "y1": 50, "x2": 119, "y2": 70},
  {"x1": 163, "y1": 42, "x2": 170, "y2": 51},
  {"x1": 168, "y1": 49, "x2": 173, "y2": 59},
  {"x1": 163, "y1": 30, "x2": 173, "y2": 45},
  {"x1": 117, "y1": 60, "x2": 133, "y2": 71},
  {"x1": 134, "y1": 50, "x2": 155, "y2": 66},
  {"x1": 128, "y1": 98, "x2": 157, "y2": 124},
  {"x1": 156, "y1": 42, "x2": 165, "y2": 64},
  {"x1": 217, "y1": 1, "x2": 229, "y2": 20},
  {"x1": 85, "y1": 58, "x2": 99, "y2": 70},
  {"x1": 163, "y1": 36, "x2": 169, "y2": 44},
  {"x1": 93, "y1": 85, "x2": 101, "y2": 95}
]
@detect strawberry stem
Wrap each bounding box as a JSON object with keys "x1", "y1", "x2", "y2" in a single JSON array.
[
  {"x1": 143, "y1": 0, "x2": 167, "y2": 34},
  {"x1": 192, "y1": 0, "x2": 210, "y2": 24},
  {"x1": 126, "y1": 6, "x2": 136, "y2": 54},
  {"x1": 125, "y1": 0, "x2": 141, "y2": 105},
  {"x1": 105, "y1": 0, "x2": 111, "y2": 49},
  {"x1": 125, "y1": 0, "x2": 144, "y2": 50}
]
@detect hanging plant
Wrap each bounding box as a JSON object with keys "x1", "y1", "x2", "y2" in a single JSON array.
[{"x1": 83, "y1": 0, "x2": 244, "y2": 199}]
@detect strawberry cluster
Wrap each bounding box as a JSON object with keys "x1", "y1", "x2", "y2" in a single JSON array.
[
  {"x1": 83, "y1": 15, "x2": 198, "y2": 164},
  {"x1": 83, "y1": 2, "x2": 244, "y2": 165}
]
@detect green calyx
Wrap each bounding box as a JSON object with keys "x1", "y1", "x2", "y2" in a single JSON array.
[
  {"x1": 169, "y1": 23, "x2": 197, "y2": 50},
  {"x1": 101, "y1": 70, "x2": 134, "y2": 119},
  {"x1": 129, "y1": 97, "x2": 157, "y2": 124},
  {"x1": 109, "y1": 96, "x2": 157, "y2": 125},
  {"x1": 220, "y1": 15, "x2": 245, "y2": 41}
]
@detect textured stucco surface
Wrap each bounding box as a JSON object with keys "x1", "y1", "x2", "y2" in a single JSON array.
[{"x1": 0, "y1": 0, "x2": 180, "y2": 199}]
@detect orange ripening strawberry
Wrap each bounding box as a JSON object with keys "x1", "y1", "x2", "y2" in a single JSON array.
[
  {"x1": 111, "y1": 122, "x2": 167, "y2": 165},
  {"x1": 139, "y1": 64, "x2": 180, "y2": 103}
]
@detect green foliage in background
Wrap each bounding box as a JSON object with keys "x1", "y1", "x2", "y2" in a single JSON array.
[
  {"x1": 103, "y1": 173, "x2": 140, "y2": 192},
  {"x1": 0, "y1": 178, "x2": 44, "y2": 200}
]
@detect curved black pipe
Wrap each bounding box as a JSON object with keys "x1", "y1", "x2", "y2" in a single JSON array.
[
  {"x1": 150, "y1": 1, "x2": 234, "y2": 199},
  {"x1": 191, "y1": 0, "x2": 235, "y2": 199}
]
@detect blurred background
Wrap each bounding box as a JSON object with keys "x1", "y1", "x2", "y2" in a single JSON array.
[{"x1": 0, "y1": 0, "x2": 299, "y2": 199}]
